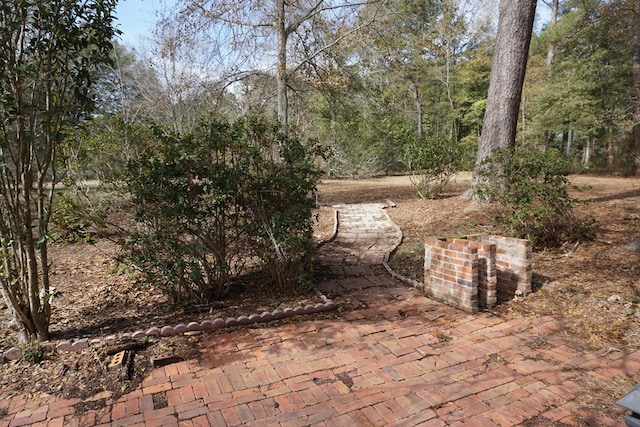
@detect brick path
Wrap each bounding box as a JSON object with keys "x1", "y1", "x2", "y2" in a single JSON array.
[{"x1": 1, "y1": 203, "x2": 637, "y2": 426}]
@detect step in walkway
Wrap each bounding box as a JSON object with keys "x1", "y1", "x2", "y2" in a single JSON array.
[{"x1": 0, "y1": 204, "x2": 638, "y2": 426}]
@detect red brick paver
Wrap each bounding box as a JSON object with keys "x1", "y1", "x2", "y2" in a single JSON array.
[{"x1": 1, "y1": 203, "x2": 634, "y2": 425}]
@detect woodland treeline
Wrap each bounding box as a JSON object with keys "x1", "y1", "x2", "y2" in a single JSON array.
[{"x1": 99, "y1": 0, "x2": 639, "y2": 178}]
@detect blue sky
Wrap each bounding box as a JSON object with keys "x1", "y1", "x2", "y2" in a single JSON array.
[
  {"x1": 113, "y1": 1, "x2": 550, "y2": 48},
  {"x1": 114, "y1": 0, "x2": 171, "y2": 46}
]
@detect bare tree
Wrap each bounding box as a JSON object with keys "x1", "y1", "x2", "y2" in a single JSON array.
[
  {"x1": 159, "y1": 0, "x2": 378, "y2": 126},
  {"x1": 467, "y1": 0, "x2": 537, "y2": 199}
]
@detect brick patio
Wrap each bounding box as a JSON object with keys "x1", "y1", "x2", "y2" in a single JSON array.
[{"x1": 0, "y1": 203, "x2": 635, "y2": 426}]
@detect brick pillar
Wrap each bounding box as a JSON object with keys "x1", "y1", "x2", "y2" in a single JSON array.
[
  {"x1": 468, "y1": 235, "x2": 532, "y2": 297},
  {"x1": 424, "y1": 237, "x2": 478, "y2": 313},
  {"x1": 451, "y1": 239, "x2": 497, "y2": 309}
]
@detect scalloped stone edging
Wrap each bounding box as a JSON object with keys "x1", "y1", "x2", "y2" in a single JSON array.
[
  {"x1": 0, "y1": 295, "x2": 337, "y2": 364},
  {"x1": 1, "y1": 202, "x2": 405, "y2": 364}
]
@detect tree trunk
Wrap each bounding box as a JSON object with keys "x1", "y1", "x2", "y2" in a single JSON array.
[
  {"x1": 411, "y1": 80, "x2": 423, "y2": 137},
  {"x1": 276, "y1": 0, "x2": 288, "y2": 126},
  {"x1": 545, "y1": 0, "x2": 558, "y2": 70},
  {"x1": 583, "y1": 138, "x2": 592, "y2": 165},
  {"x1": 633, "y1": 1, "x2": 640, "y2": 175},
  {"x1": 466, "y1": 0, "x2": 537, "y2": 200}
]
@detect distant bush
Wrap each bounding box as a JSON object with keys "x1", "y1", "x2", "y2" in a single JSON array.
[
  {"x1": 53, "y1": 115, "x2": 151, "y2": 242},
  {"x1": 120, "y1": 116, "x2": 323, "y2": 304},
  {"x1": 408, "y1": 135, "x2": 462, "y2": 199},
  {"x1": 50, "y1": 193, "x2": 96, "y2": 243},
  {"x1": 476, "y1": 146, "x2": 592, "y2": 248}
]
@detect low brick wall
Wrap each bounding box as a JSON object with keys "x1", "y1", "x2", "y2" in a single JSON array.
[
  {"x1": 424, "y1": 238, "x2": 480, "y2": 313},
  {"x1": 467, "y1": 234, "x2": 532, "y2": 296},
  {"x1": 424, "y1": 235, "x2": 531, "y2": 313}
]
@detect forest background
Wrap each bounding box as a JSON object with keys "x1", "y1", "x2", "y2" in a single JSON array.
[{"x1": 101, "y1": 0, "x2": 639, "y2": 179}]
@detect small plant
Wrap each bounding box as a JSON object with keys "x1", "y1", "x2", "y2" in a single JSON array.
[
  {"x1": 408, "y1": 135, "x2": 462, "y2": 199},
  {"x1": 42, "y1": 287, "x2": 60, "y2": 306},
  {"x1": 20, "y1": 339, "x2": 44, "y2": 363},
  {"x1": 476, "y1": 146, "x2": 592, "y2": 248}
]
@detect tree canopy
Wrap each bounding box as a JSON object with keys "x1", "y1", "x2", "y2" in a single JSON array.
[{"x1": 104, "y1": 0, "x2": 638, "y2": 178}]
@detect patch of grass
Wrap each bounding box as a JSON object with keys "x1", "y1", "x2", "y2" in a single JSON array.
[{"x1": 389, "y1": 241, "x2": 424, "y2": 281}]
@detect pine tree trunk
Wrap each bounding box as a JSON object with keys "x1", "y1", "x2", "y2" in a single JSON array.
[
  {"x1": 466, "y1": 0, "x2": 537, "y2": 200},
  {"x1": 411, "y1": 80, "x2": 423, "y2": 137},
  {"x1": 276, "y1": 0, "x2": 288, "y2": 126},
  {"x1": 632, "y1": 1, "x2": 640, "y2": 175}
]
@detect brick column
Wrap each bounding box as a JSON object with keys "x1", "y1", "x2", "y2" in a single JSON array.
[{"x1": 424, "y1": 237, "x2": 479, "y2": 313}]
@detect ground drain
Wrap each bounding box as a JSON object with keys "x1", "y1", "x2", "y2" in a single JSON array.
[{"x1": 153, "y1": 391, "x2": 168, "y2": 409}]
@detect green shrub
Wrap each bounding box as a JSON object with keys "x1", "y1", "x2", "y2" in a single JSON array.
[
  {"x1": 245, "y1": 131, "x2": 324, "y2": 292},
  {"x1": 120, "y1": 116, "x2": 323, "y2": 304},
  {"x1": 50, "y1": 190, "x2": 114, "y2": 243},
  {"x1": 54, "y1": 115, "x2": 151, "y2": 243},
  {"x1": 476, "y1": 146, "x2": 591, "y2": 248},
  {"x1": 50, "y1": 193, "x2": 94, "y2": 243},
  {"x1": 408, "y1": 135, "x2": 462, "y2": 199}
]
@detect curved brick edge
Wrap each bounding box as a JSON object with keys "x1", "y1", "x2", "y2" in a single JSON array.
[
  {"x1": 315, "y1": 207, "x2": 339, "y2": 248},
  {"x1": 380, "y1": 204, "x2": 426, "y2": 292},
  {"x1": 0, "y1": 292, "x2": 337, "y2": 364},
  {"x1": 380, "y1": 204, "x2": 403, "y2": 264},
  {"x1": 383, "y1": 260, "x2": 425, "y2": 291}
]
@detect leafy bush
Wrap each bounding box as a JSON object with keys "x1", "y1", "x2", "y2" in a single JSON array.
[
  {"x1": 61, "y1": 115, "x2": 153, "y2": 184},
  {"x1": 52, "y1": 115, "x2": 152, "y2": 243},
  {"x1": 244, "y1": 128, "x2": 324, "y2": 292},
  {"x1": 408, "y1": 135, "x2": 462, "y2": 199},
  {"x1": 121, "y1": 117, "x2": 323, "y2": 304},
  {"x1": 50, "y1": 193, "x2": 95, "y2": 243},
  {"x1": 476, "y1": 146, "x2": 592, "y2": 248}
]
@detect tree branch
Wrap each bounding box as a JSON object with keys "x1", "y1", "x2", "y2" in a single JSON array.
[
  {"x1": 286, "y1": 0, "x2": 378, "y2": 36},
  {"x1": 292, "y1": 6, "x2": 382, "y2": 75}
]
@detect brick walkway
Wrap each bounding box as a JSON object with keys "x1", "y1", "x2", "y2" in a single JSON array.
[{"x1": 1, "y1": 204, "x2": 637, "y2": 426}]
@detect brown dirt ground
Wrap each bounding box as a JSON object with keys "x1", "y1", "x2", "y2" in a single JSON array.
[{"x1": 1, "y1": 173, "x2": 639, "y2": 408}]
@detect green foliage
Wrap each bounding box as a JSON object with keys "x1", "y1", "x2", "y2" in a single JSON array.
[
  {"x1": 61, "y1": 114, "x2": 155, "y2": 190},
  {"x1": 121, "y1": 117, "x2": 323, "y2": 304},
  {"x1": 523, "y1": 2, "x2": 635, "y2": 173},
  {"x1": 476, "y1": 146, "x2": 591, "y2": 248},
  {"x1": 246, "y1": 130, "x2": 325, "y2": 292},
  {"x1": 50, "y1": 194, "x2": 96, "y2": 243},
  {"x1": 54, "y1": 115, "x2": 153, "y2": 244},
  {"x1": 0, "y1": 0, "x2": 118, "y2": 342},
  {"x1": 19, "y1": 339, "x2": 44, "y2": 364},
  {"x1": 408, "y1": 135, "x2": 462, "y2": 199},
  {"x1": 306, "y1": 0, "x2": 484, "y2": 178}
]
